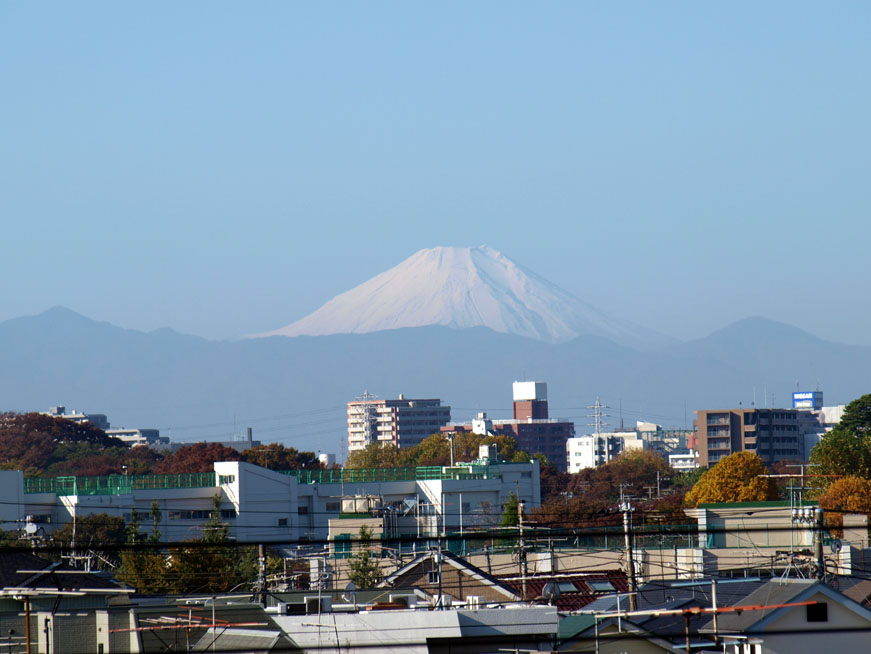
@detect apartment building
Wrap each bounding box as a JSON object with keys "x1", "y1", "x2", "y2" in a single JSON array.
[
  {"x1": 566, "y1": 434, "x2": 625, "y2": 472},
  {"x1": 347, "y1": 394, "x2": 451, "y2": 452},
  {"x1": 694, "y1": 408, "x2": 805, "y2": 467}
]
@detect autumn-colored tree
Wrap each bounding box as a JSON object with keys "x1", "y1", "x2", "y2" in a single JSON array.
[
  {"x1": 153, "y1": 443, "x2": 241, "y2": 474},
  {"x1": 345, "y1": 443, "x2": 405, "y2": 469},
  {"x1": 809, "y1": 395, "x2": 871, "y2": 493},
  {"x1": 0, "y1": 412, "x2": 127, "y2": 474},
  {"x1": 347, "y1": 432, "x2": 530, "y2": 469},
  {"x1": 818, "y1": 476, "x2": 871, "y2": 538},
  {"x1": 685, "y1": 452, "x2": 778, "y2": 507},
  {"x1": 240, "y1": 443, "x2": 323, "y2": 471}
]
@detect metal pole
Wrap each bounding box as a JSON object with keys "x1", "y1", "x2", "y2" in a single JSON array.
[
  {"x1": 518, "y1": 499, "x2": 527, "y2": 601},
  {"x1": 815, "y1": 508, "x2": 825, "y2": 580},
  {"x1": 623, "y1": 503, "x2": 638, "y2": 611},
  {"x1": 25, "y1": 597, "x2": 30, "y2": 654},
  {"x1": 712, "y1": 580, "x2": 719, "y2": 646}
]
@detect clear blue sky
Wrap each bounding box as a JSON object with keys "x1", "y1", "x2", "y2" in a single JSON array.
[{"x1": 2, "y1": 2, "x2": 869, "y2": 343}]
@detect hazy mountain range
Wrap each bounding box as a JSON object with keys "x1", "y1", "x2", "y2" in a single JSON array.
[{"x1": 1, "y1": 247, "x2": 867, "y2": 454}]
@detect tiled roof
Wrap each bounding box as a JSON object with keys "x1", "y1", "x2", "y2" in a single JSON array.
[{"x1": 502, "y1": 570, "x2": 629, "y2": 611}]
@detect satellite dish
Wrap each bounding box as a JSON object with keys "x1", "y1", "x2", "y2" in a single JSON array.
[
  {"x1": 24, "y1": 523, "x2": 37, "y2": 536},
  {"x1": 541, "y1": 582, "x2": 561, "y2": 604},
  {"x1": 343, "y1": 582, "x2": 357, "y2": 603}
]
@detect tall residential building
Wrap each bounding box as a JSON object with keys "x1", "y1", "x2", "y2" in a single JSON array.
[
  {"x1": 347, "y1": 394, "x2": 451, "y2": 452},
  {"x1": 694, "y1": 408, "x2": 805, "y2": 467}
]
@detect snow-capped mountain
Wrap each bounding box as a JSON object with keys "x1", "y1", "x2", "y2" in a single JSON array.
[{"x1": 256, "y1": 246, "x2": 671, "y2": 349}]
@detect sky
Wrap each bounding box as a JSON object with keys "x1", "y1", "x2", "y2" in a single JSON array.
[{"x1": 2, "y1": 2, "x2": 870, "y2": 344}]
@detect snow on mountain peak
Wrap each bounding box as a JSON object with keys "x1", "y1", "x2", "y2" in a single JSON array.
[{"x1": 254, "y1": 246, "x2": 669, "y2": 349}]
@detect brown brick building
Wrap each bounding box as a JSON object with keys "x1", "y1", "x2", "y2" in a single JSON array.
[{"x1": 694, "y1": 408, "x2": 805, "y2": 467}]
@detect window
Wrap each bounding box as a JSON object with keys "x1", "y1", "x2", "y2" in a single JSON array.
[
  {"x1": 298, "y1": 506, "x2": 309, "y2": 515},
  {"x1": 326, "y1": 502, "x2": 340, "y2": 512},
  {"x1": 277, "y1": 518, "x2": 288, "y2": 527},
  {"x1": 428, "y1": 571, "x2": 440, "y2": 585},
  {"x1": 221, "y1": 509, "x2": 237, "y2": 520},
  {"x1": 334, "y1": 533, "x2": 351, "y2": 558},
  {"x1": 806, "y1": 602, "x2": 828, "y2": 622},
  {"x1": 219, "y1": 475, "x2": 236, "y2": 485},
  {"x1": 588, "y1": 580, "x2": 615, "y2": 592}
]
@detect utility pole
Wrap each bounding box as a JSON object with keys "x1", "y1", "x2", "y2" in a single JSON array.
[
  {"x1": 620, "y1": 495, "x2": 637, "y2": 611},
  {"x1": 518, "y1": 499, "x2": 528, "y2": 601},
  {"x1": 258, "y1": 543, "x2": 267, "y2": 605},
  {"x1": 815, "y1": 507, "x2": 825, "y2": 580}
]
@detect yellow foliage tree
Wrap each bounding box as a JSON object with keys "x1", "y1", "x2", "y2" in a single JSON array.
[
  {"x1": 818, "y1": 476, "x2": 871, "y2": 537},
  {"x1": 685, "y1": 451, "x2": 778, "y2": 507}
]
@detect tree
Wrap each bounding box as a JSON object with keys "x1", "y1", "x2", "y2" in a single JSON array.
[
  {"x1": 51, "y1": 513, "x2": 127, "y2": 569},
  {"x1": 838, "y1": 394, "x2": 871, "y2": 435},
  {"x1": 153, "y1": 443, "x2": 241, "y2": 474},
  {"x1": 499, "y1": 493, "x2": 520, "y2": 527},
  {"x1": 346, "y1": 443, "x2": 403, "y2": 469},
  {"x1": 808, "y1": 394, "x2": 871, "y2": 493},
  {"x1": 818, "y1": 476, "x2": 871, "y2": 538},
  {"x1": 809, "y1": 428, "x2": 871, "y2": 489},
  {"x1": 685, "y1": 452, "x2": 778, "y2": 507},
  {"x1": 241, "y1": 443, "x2": 323, "y2": 471},
  {"x1": 117, "y1": 503, "x2": 170, "y2": 594},
  {"x1": 347, "y1": 525, "x2": 382, "y2": 589}
]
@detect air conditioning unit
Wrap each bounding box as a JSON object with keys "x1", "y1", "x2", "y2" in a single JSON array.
[
  {"x1": 431, "y1": 595, "x2": 452, "y2": 609},
  {"x1": 466, "y1": 595, "x2": 484, "y2": 609}
]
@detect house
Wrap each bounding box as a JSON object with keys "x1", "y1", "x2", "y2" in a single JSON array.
[
  {"x1": 701, "y1": 578, "x2": 871, "y2": 654},
  {"x1": 379, "y1": 549, "x2": 521, "y2": 606}
]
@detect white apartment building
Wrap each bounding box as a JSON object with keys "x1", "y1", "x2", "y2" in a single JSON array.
[
  {"x1": 566, "y1": 434, "x2": 625, "y2": 472},
  {"x1": 347, "y1": 394, "x2": 450, "y2": 452}
]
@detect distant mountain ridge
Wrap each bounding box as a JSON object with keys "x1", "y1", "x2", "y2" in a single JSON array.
[
  {"x1": 0, "y1": 307, "x2": 868, "y2": 455},
  {"x1": 255, "y1": 246, "x2": 672, "y2": 350}
]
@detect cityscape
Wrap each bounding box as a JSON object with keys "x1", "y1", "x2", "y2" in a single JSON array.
[{"x1": 3, "y1": 2, "x2": 871, "y2": 653}]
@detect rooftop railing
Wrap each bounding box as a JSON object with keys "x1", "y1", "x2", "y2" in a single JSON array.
[
  {"x1": 24, "y1": 472, "x2": 217, "y2": 496},
  {"x1": 286, "y1": 464, "x2": 491, "y2": 485},
  {"x1": 23, "y1": 461, "x2": 508, "y2": 495}
]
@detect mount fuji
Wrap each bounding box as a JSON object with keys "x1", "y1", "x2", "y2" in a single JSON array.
[{"x1": 255, "y1": 246, "x2": 672, "y2": 350}]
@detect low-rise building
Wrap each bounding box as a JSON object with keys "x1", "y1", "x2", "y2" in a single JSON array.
[
  {"x1": 43, "y1": 405, "x2": 110, "y2": 430},
  {"x1": 106, "y1": 427, "x2": 169, "y2": 449},
  {"x1": 4, "y1": 458, "x2": 540, "y2": 548}
]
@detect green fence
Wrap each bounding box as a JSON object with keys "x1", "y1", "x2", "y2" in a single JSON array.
[
  {"x1": 286, "y1": 465, "x2": 490, "y2": 485},
  {"x1": 24, "y1": 472, "x2": 217, "y2": 496}
]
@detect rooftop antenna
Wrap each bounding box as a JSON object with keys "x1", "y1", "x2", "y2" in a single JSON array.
[
  {"x1": 619, "y1": 399, "x2": 624, "y2": 431},
  {"x1": 354, "y1": 391, "x2": 378, "y2": 447}
]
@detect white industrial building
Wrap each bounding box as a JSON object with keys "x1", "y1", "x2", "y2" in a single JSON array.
[{"x1": 1, "y1": 458, "x2": 540, "y2": 546}]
